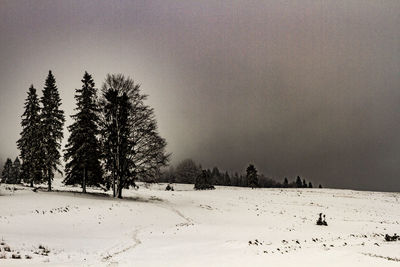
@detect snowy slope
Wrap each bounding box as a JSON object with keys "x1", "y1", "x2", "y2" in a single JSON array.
[{"x1": 0, "y1": 182, "x2": 399, "y2": 266}]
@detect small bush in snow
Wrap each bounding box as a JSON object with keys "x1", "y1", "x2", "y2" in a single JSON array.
[
  {"x1": 11, "y1": 254, "x2": 21, "y2": 259},
  {"x1": 385, "y1": 234, "x2": 399, "y2": 242},
  {"x1": 165, "y1": 184, "x2": 174, "y2": 191},
  {"x1": 316, "y1": 213, "x2": 328, "y2": 226}
]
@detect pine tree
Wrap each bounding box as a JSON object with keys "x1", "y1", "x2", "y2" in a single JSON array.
[
  {"x1": 308, "y1": 182, "x2": 313, "y2": 188},
  {"x1": 64, "y1": 72, "x2": 103, "y2": 192},
  {"x1": 100, "y1": 74, "x2": 170, "y2": 198},
  {"x1": 224, "y1": 171, "x2": 231, "y2": 186},
  {"x1": 40, "y1": 71, "x2": 65, "y2": 191},
  {"x1": 194, "y1": 170, "x2": 215, "y2": 190},
  {"x1": 211, "y1": 167, "x2": 222, "y2": 185},
  {"x1": 1, "y1": 158, "x2": 13, "y2": 184},
  {"x1": 17, "y1": 85, "x2": 44, "y2": 186},
  {"x1": 11, "y1": 157, "x2": 21, "y2": 184},
  {"x1": 302, "y1": 179, "x2": 307, "y2": 188},
  {"x1": 283, "y1": 177, "x2": 289, "y2": 188},
  {"x1": 296, "y1": 176, "x2": 302, "y2": 188},
  {"x1": 246, "y1": 164, "x2": 258, "y2": 189}
]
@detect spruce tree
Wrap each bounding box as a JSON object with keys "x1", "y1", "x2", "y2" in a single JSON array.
[
  {"x1": 283, "y1": 177, "x2": 289, "y2": 188},
  {"x1": 64, "y1": 72, "x2": 103, "y2": 192},
  {"x1": 246, "y1": 164, "x2": 258, "y2": 189},
  {"x1": 194, "y1": 170, "x2": 215, "y2": 190},
  {"x1": 309, "y1": 182, "x2": 313, "y2": 188},
  {"x1": 224, "y1": 171, "x2": 231, "y2": 186},
  {"x1": 1, "y1": 158, "x2": 13, "y2": 184},
  {"x1": 211, "y1": 167, "x2": 222, "y2": 185},
  {"x1": 40, "y1": 71, "x2": 65, "y2": 191},
  {"x1": 302, "y1": 179, "x2": 307, "y2": 188},
  {"x1": 17, "y1": 85, "x2": 44, "y2": 186},
  {"x1": 296, "y1": 176, "x2": 302, "y2": 188},
  {"x1": 11, "y1": 157, "x2": 21, "y2": 184}
]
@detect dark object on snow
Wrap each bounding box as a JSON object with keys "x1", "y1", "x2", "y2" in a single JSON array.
[
  {"x1": 194, "y1": 170, "x2": 215, "y2": 190},
  {"x1": 12, "y1": 254, "x2": 21, "y2": 259},
  {"x1": 316, "y1": 213, "x2": 328, "y2": 226},
  {"x1": 385, "y1": 234, "x2": 399, "y2": 242},
  {"x1": 246, "y1": 164, "x2": 259, "y2": 189},
  {"x1": 165, "y1": 184, "x2": 174, "y2": 191}
]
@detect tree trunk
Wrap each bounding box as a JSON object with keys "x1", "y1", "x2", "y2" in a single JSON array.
[
  {"x1": 117, "y1": 182, "x2": 123, "y2": 199},
  {"x1": 82, "y1": 167, "x2": 86, "y2": 193},
  {"x1": 47, "y1": 168, "x2": 52, "y2": 191},
  {"x1": 112, "y1": 170, "x2": 116, "y2": 197}
]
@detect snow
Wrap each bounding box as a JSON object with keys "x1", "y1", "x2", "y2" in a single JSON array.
[{"x1": 0, "y1": 182, "x2": 399, "y2": 266}]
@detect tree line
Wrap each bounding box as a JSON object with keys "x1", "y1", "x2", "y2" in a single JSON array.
[
  {"x1": 1, "y1": 70, "x2": 323, "y2": 194},
  {"x1": 1, "y1": 71, "x2": 169, "y2": 198},
  {"x1": 160, "y1": 158, "x2": 323, "y2": 189}
]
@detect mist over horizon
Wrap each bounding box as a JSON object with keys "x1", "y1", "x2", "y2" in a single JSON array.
[{"x1": 1, "y1": 0, "x2": 399, "y2": 192}]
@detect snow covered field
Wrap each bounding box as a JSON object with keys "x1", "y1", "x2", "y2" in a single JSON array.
[{"x1": 0, "y1": 181, "x2": 399, "y2": 266}]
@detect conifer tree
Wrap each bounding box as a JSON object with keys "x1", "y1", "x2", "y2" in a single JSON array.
[
  {"x1": 211, "y1": 167, "x2": 222, "y2": 185},
  {"x1": 1, "y1": 158, "x2": 13, "y2": 183},
  {"x1": 283, "y1": 177, "x2": 289, "y2": 188},
  {"x1": 17, "y1": 85, "x2": 44, "y2": 186},
  {"x1": 11, "y1": 157, "x2": 21, "y2": 184},
  {"x1": 194, "y1": 170, "x2": 215, "y2": 190},
  {"x1": 246, "y1": 164, "x2": 258, "y2": 189},
  {"x1": 302, "y1": 179, "x2": 307, "y2": 188},
  {"x1": 64, "y1": 72, "x2": 103, "y2": 192},
  {"x1": 308, "y1": 182, "x2": 313, "y2": 188},
  {"x1": 224, "y1": 171, "x2": 231, "y2": 186},
  {"x1": 296, "y1": 176, "x2": 302, "y2": 188},
  {"x1": 40, "y1": 71, "x2": 65, "y2": 191}
]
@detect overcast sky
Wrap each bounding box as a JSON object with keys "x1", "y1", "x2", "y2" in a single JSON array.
[{"x1": 0, "y1": 0, "x2": 399, "y2": 191}]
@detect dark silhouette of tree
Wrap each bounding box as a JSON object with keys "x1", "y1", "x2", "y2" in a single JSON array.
[
  {"x1": 302, "y1": 179, "x2": 307, "y2": 188},
  {"x1": 246, "y1": 164, "x2": 258, "y2": 189},
  {"x1": 64, "y1": 72, "x2": 103, "y2": 192},
  {"x1": 319, "y1": 184, "x2": 323, "y2": 188},
  {"x1": 283, "y1": 177, "x2": 289, "y2": 188},
  {"x1": 17, "y1": 85, "x2": 44, "y2": 187},
  {"x1": 175, "y1": 159, "x2": 200, "y2": 184},
  {"x1": 161, "y1": 166, "x2": 176, "y2": 183},
  {"x1": 11, "y1": 157, "x2": 21, "y2": 184},
  {"x1": 211, "y1": 167, "x2": 222, "y2": 185},
  {"x1": 232, "y1": 172, "x2": 240, "y2": 186},
  {"x1": 296, "y1": 176, "x2": 302, "y2": 188},
  {"x1": 308, "y1": 182, "x2": 313, "y2": 188},
  {"x1": 1, "y1": 158, "x2": 13, "y2": 183},
  {"x1": 224, "y1": 171, "x2": 231, "y2": 186},
  {"x1": 101, "y1": 88, "x2": 130, "y2": 198},
  {"x1": 100, "y1": 74, "x2": 169, "y2": 198},
  {"x1": 194, "y1": 170, "x2": 215, "y2": 190},
  {"x1": 40, "y1": 71, "x2": 65, "y2": 191}
]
